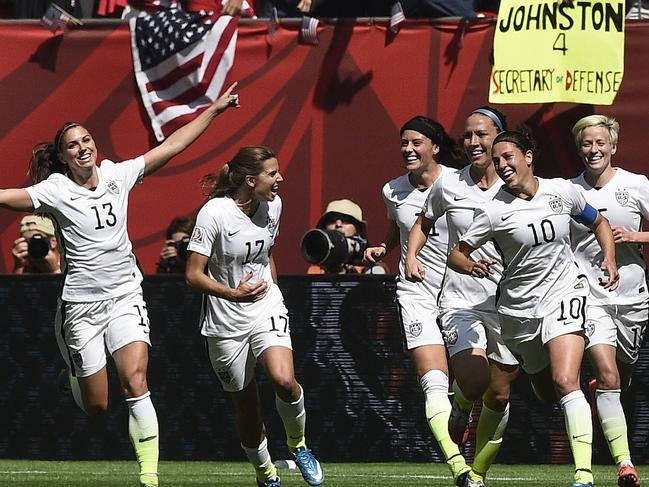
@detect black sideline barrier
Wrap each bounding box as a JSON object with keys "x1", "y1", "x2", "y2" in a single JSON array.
[{"x1": 0, "y1": 275, "x2": 648, "y2": 463}]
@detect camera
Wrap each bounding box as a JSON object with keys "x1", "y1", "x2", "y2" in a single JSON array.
[
  {"x1": 172, "y1": 236, "x2": 190, "y2": 262},
  {"x1": 27, "y1": 234, "x2": 50, "y2": 259},
  {"x1": 300, "y1": 229, "x2": 367, "y2": 268}
]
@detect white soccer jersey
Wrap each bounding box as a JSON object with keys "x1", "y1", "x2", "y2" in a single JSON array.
[
  {"x1": 382, "y1": 166, "x2": 451, "y2": 300},
  {"x1": 461, "y1": 177, "x2": 588, "y2": 318},
  {"x1": 424, "y1": 165, "x2": 503, "y2": 311},
  {"x1": 25, "y1": 157, "x2": 145, "y2": 302},
  {"x1": 571, "y1": 167, "x2": 649, "y2": 306},
  {"x1": 188, "y1": 195, "x2": 287, "y2": 338}
]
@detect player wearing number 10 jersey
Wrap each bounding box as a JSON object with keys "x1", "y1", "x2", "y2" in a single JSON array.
[
  {"x1": 185, "y1": 146, "x2": 323, "y2": 487},
  {"x1": 449, "y1": 130, "x2": 619, "y2": 487}
]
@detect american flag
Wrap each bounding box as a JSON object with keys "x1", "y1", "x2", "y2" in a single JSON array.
[
  {"x1": 41, "y1": 3, "x2": 82, "y2": 33},
  {"x1": 129, "y1": 8, "x2": 238, "y2": 141}
]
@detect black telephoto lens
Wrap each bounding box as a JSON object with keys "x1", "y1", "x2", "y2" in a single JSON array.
[{"x1": 27, "y1": 234, "x2": 50, "y2": 259}]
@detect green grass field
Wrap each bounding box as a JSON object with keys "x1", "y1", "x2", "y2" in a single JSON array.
[{"x1": 0, "y1": 461, "x2": 645, "y2": 486}]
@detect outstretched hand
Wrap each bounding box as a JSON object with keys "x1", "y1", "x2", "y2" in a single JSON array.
[{"x1": 215, "y1": 82, "x2": 240, "y2": 114}]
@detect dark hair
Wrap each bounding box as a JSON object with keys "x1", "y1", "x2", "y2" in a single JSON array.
[
  {"x1": 492, "y1": 130, "x2": 537, "y2": 158},
  {"x1": 471, "y1": 106, "x2": 508, "y2": 132},
  {"x1": 201, "y1": 146, "x2": 277, "y2": 200},
  {"x1": 165, "y1": 216, "x2": 195, "y2": 239},
  {"x1": 28, "y1": 122, "x2": 81, "y2": 183},
  {"x1": 400, "y1": 115, "x2": 464, "y2": 168}
]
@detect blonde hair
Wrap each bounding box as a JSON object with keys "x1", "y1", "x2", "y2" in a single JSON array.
[{"x1": 572, "y1": 115, "x2": 619, "y2": 147}]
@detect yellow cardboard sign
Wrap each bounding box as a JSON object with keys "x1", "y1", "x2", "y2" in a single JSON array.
[{"x1": 489, "y1": 0, "x2": 625, "y2": 105}]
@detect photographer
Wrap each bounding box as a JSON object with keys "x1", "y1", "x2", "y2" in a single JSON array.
[
  {"x1": 303, "y1": 199, "x2": 388, "y2": 274},
  {"x1": 12, "y1": 215, "x2": 61, "y2": 274},
  {"x1": 156, "y1": 215, "x2": 195, "y2": 274}
]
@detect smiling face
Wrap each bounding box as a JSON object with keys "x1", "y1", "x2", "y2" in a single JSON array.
[
  {"x1": 579, "y1": 125, "x2": 616, "y2": 177},
  {"x1": 400, "y1": 130, "x2": 439, "y2": 173},
  {"x1": 250, "y1": 157, "x2": 283, "y2": 202},
  {"x1": 492, "y1": 141, "x2": 534, "y2": 191},
  {"x1": 57, "y1": 125, "x2": 98, "y2": 178},
  {"x1": 463, "y1": 113, "x2": 499, "y2": 170}
]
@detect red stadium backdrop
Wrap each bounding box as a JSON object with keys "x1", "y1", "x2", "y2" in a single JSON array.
[{"x1": 1, "y1": 19, "x2": 648, "y2": 274}]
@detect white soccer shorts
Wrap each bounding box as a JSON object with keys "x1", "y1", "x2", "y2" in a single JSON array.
[
  {"x1": 206, "y1": 309, "x2": 293, "y2": 392},
  {"x1": 55, "y1": 291, "x2": 151, "y2": 378},
  {"x1": 396, "y1": 295, "x2": 444, "y2": 350},
  {"x1": 440, "y1": 307, "x2": 518, "y2": 366},
  {"x1": 585, "y1": 302, "x2": 648, "y2": 365}
]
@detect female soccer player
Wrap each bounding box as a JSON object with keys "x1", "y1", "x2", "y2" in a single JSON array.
[
  {"x1": 0, "y1": 83, "x2": 241, "y2": 487},
  {"x1": 185, "y1": 146, "x2": 324, "y2": 487},
  {"x1": 406, "y1": 107, "x2": 519, "y2": 484},
  {"x1": 449, "y1": 130, "x2": 619, "y2": 487},
  {"x1": 364, "y1": 116, "x2": 480, "y2": 487},
  {"x1": 570, "y1": 115, "x2": 645, "y2": 487}
]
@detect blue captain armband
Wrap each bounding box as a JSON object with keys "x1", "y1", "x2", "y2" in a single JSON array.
[{"x1": 572, "y1": 203, "x2": 598, "y2": 225}]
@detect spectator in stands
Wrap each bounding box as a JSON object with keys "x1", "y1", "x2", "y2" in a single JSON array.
[
  {"x1": 156, "y1": 215, "x2": 195, "y2": 274},
  {"x1": 0, "y1": 82, "x2": 240, "y2": 487},
  {"x1": 399, "y1": 0, "x2": 475, "y2": 18},
  {"x1": 185, "y1": 145, "x2": 325, "y2": 487},
  {"x1": 11, "y1": 214, "x2": 61, "y2": 274},
  {"x1": 306, "y1": 199, "x2": 388, "y2": 274}
]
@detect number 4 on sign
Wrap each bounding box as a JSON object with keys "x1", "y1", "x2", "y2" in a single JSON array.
[{"x1": 553, "y1": 33, "x2": 567, "y2": 55}]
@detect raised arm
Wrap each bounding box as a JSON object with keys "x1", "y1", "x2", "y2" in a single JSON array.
[
  {"x1": 0, "y1": 189, "x2": 35, "y2": 212},
  {"x1": 142, "y1": 82, "x2": 240, "y2": 177},
  {"x1": 589, "y1": 212, "x2": 619, "y2": 290}
]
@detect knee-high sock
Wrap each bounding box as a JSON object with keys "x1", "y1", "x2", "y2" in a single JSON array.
[
  {"x1": 126, "y1": 392, "x2": 159, "y2": 486},
  {"x1": 420, "y1": 370, "x2": 468, "y2": 480},
  {"x1": 596, "y1": 388, "x2": 631, "y2": 465},
  {"x1": 275, "y1": 385, "x2": 307, "y2": 450},
  {"x1": 472, "y1": 403, "x2": 509, "y2": 478},
  {"x1": 560, "y1": 390, "x2": 593, "y2": 485},
  {"x1": 242, "y1": 437, "x2": 278, "y2": 482}
]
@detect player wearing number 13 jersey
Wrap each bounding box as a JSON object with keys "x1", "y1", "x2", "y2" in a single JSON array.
[
  {"x1": 185, "y1": 146, "x2": 323, "y2": 487},
  {"x1": 449, "y1": 131, "x2": 619, "y2": 487},
  {"x1": 0, "y1": 81, "x2": 241, "y2": 487}
]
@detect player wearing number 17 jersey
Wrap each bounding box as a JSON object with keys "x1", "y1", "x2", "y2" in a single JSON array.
[
  {"x1": 449, "y1": 131, "x2": 619, "y2": 487},
  {"x1": 185, "y1": 146, "x2": 323, "y2": 487},
  {"x1": 570, "y1": 115, "x2": 645, "y2": 487}
]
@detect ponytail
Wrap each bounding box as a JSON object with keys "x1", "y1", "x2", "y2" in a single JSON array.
[{"x1": 202, "y1": 146, "x2": 276, "y2": 200}]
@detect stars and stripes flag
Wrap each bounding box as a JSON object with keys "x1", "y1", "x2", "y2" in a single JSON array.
[
  {"x1": 41, "y1": 3, "x2": 83, "y2": 33},
  {"x1": 129, "y1": 7, "x2": 238, "y2": 141}
]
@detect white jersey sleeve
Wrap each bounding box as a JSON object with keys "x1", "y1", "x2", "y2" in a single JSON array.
[
  {"x1": 25, "y1": 157, "x2": 145, "y2": 302},
  {"x1": 459, "y1": 207, "x2": 494, "y2": 250}
]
